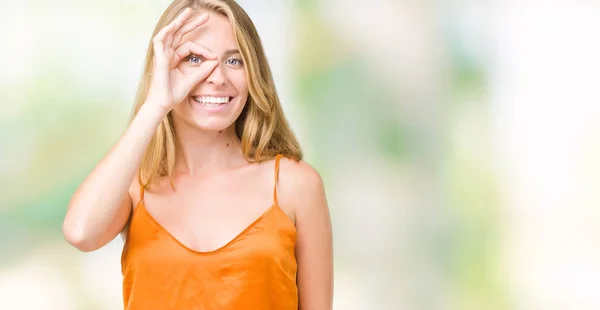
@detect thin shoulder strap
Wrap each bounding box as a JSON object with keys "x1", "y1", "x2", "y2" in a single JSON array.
[
  {"x1": 273, "y1": 154, "x2": 283, "y2": 204},
  {"x1": 139, "y1": 183, "x2": 145, "y2": 202}
]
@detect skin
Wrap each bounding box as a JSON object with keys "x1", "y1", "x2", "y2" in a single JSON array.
[{"x1": 62, "y1": 7, "x2": 333, "y2": 310}]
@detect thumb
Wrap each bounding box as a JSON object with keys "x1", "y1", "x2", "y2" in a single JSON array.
[{"x1": 188, "y1": 60, "x2": 219, "y2": 85}]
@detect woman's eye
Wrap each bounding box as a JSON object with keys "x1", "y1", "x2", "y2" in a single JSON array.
[
  {"x1": 187, "y1": 54, "x2": 201, "y2": 64},
  {"x1": 226, "y1": 58, "x2": 243, "y2": 66}
]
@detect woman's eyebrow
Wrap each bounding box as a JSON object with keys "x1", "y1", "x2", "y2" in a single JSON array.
[{"x1": 223, "y1": 49, "x2": 240, "y2": 57}]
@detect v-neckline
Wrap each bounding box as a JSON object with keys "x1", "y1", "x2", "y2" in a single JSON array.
[{"x1": 135, "y1": 199, "x2": 284, "y2": 255}]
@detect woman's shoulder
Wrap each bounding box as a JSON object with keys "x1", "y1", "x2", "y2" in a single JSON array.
[
  {"x1": 127, "y1": 173, "x2": 144, "y2": 209},
  {"x1": 277, "y1": 156, "x2": 323, "y2": 187},
  {"x1": 126, "y1": 172, "x2": 169, "y2": 208},
  {"x1": 275, "y1": 156, "x2": 327, "y2": 214}
]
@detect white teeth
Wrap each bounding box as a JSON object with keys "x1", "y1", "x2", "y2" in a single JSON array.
[{"x1": 193, "y1": 96, "x2": 230, "y2": 104}]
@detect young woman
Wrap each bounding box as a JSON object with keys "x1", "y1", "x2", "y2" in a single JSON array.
[{"x1": 62, "y1": 0, "x2": 333, "y2": 309}]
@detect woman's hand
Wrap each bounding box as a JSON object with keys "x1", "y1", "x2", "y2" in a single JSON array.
[{"x1": 146, "y1": 7, "x2": 218, "y2": 114}]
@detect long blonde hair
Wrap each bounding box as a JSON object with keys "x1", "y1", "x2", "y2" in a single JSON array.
[{"x1": 131, "y1": 0, "x2": 302, "y2": 188}]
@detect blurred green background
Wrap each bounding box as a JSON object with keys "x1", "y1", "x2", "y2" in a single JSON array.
[{"x1": 1, "y1": 0, "x2": 600, "y2": 309}]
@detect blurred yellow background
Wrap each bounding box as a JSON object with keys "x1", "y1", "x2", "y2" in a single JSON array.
[{"x1": 1, "y1": 0, "x2": 600, "y2": 309}]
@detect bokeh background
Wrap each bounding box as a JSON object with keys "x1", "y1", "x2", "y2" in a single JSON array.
[{"x1": 1, "y1": 0, "x2": 600, "y2": 309}]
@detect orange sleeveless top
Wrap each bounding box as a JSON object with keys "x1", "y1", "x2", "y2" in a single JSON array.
[{"x1": 121, "y1": 155, "x2": 298, "y2": 310}]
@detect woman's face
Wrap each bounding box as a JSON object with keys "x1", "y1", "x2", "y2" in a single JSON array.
[{"x1": 172, "y1": 11, "x2": 249, "y2": 133}]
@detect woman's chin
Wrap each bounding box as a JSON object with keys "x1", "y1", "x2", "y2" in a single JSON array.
[
  {"x1": 191, "y1": 118, "x2": 235, "y2": 132},
  {"x1": 190, "y1": 110, "x2": 242, "y2": 131}
]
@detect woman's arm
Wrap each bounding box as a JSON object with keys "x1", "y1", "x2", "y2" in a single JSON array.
[
  {"x1": 62, "y1": 105, "x2": 166, "y2": 252},
  {"x1": 279, "y1": 159, "x2": 334, "y2": 310}
]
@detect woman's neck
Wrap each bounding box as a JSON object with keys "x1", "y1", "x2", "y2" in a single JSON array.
[{"x1": 172, "y1": 122, "x2": 247, "y2": 176}]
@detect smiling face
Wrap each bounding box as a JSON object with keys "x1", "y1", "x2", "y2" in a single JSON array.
[{"x1": 171, "y1": 11, "x2": 249, "y2": 133}]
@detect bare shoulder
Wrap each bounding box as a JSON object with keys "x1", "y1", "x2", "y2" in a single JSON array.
[
  {"x1": 276, "y1": 157, "x2": 328, "y2": 222},
  {"x1": 127, "y1": 173, "x2": 142, "y2": 209},
  {"x1": 277, "y1": 157, "x2": 324, "y2": 192}
]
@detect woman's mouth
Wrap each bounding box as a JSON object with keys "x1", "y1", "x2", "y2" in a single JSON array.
[{"x1": 191, "y1": 96, "x2": 233, "y2": 110}]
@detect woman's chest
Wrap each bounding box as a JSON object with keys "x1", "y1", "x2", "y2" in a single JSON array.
[{"x1": 132, "y1": 170, "x2": 295, "y2": 254}]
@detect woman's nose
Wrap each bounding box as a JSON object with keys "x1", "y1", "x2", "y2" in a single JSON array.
[{"x1": 206, "y1": 63, "x2": 226, "y2": 86}]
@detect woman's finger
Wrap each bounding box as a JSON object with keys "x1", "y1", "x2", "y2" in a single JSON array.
[
  {"x1": 152, "y1": 37, "x2": 169, "y2": 68},
  {"x1": 164, "y1": 8, "x2": 194, "y2": 48},
  {"x1": 188, "y1": 60, "x2": 219, "y2": 85},
  {"x1": 171, "y1": 13, "x2": 210, "y2": 49},
  {"x1": 173, "y1": 41, "x2": 217, "y2": 65}
]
